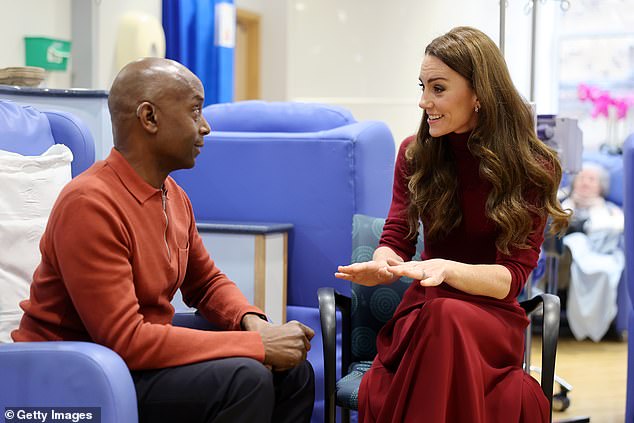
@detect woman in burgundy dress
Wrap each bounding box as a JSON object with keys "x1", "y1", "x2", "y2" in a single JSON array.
[{"x1": 336, "y1": 27, "x2": 570, "y2": 422}]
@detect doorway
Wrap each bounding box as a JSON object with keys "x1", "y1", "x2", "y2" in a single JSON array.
[{"x1": 235, "y1": 8, "x2": 261, "y2": 101}]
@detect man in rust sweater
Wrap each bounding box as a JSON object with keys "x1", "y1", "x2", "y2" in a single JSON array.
[{"x1": 12, "y1": 58, "x2": 315, "y2": 423}]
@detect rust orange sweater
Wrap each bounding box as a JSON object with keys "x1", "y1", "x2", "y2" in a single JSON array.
[{"x1": 12, "y1": 148, "x2": 266, "y2": 370}]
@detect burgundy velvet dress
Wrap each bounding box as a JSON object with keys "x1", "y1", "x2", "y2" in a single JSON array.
[{"x1": 358, "y1": 133, "x2": 550, "y2": 422}]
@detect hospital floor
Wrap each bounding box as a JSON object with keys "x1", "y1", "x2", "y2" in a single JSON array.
[{"x1": 530, "y1": 335, "x2": 627, "y2": 422}]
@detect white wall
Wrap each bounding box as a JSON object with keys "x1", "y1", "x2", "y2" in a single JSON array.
[
  {"x1": 0, "y1": 0, "x2": 72, "y2": 88},
  {"x1": 282, "y1": 0, "x2": 512, "y2": 145}
]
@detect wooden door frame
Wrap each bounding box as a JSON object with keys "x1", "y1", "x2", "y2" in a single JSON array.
[{"x1": 236, "y1": 8, "x2": 260, "y2": 99}]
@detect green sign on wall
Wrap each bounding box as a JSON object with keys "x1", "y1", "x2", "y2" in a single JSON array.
[{"x1": 25, "y1": 37, "x2": 72, "y2": 71}]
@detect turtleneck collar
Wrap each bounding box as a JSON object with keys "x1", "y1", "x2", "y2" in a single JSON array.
[
  {"x1": 445, "y1": 131, "x2": 473, "y2": 159},
  {"x1": 446, "y1": 131, "x2": 471, "y2": 143}
]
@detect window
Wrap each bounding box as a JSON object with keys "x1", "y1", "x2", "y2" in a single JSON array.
[{"x1": 536, "y1": 0, "x2": 634, "y2": 151}]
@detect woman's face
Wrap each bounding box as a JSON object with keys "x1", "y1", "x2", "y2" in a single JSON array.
[{"x1": 418, "y1": 54, "x2": 478, "y2": 137}]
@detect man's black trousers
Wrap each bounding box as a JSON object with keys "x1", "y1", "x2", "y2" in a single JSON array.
[{"x1": 131, "y1": 357, "x2": 315, "y2": 423}]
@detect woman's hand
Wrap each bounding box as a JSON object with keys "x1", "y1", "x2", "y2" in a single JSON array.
[
  {"x1": 385, "y1": 257, "x2": 450, "y2": 287},
  {"x1": 385, "y1": 257, "x2": 512, "y2": 299},
  {"x1": 335, "y1": 260, "x2": 397, "y2": 286}
]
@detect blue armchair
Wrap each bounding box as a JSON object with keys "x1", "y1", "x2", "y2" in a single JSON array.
[
  {"x1": 173, "y1": 100, "x2": 395, "y2": 308},
  {"x1": 0, "y1": 100, "x2": 139, "y2": 422},
  {"x1": 622, "y1": 134, "x2": 634, "y2": 421},
  {"x1": 172, "y1": 100, "x2": 396, "y2": 422}
]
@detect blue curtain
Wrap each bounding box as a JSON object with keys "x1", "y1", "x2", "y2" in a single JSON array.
[{"x1": 163, "y1": 0, "x2": 235, "y2": 105}]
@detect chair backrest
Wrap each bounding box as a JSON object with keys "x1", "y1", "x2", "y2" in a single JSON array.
[
  {"x1": 0, "y1": 100, "x2": 96, "y2": 342},
  {"x1": 202, "y1": 100, "x2": 356, "y2": 132},
  {"x1": 349, "y1": 214, "x2": 424, "y2": 362},
  {"x1": 0, "y1": 100, "x2": 95, "y2": 176},
  {"x1": 172, "y1": 101, "x2": 396, "y2": 308}
]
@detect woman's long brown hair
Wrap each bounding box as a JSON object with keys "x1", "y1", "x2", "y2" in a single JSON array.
[{"x1": 406, "y1": 26, "x2": 570, "y2": 254}]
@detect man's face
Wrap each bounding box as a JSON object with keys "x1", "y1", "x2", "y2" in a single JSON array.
[{"x1": 154, "y1": 74, "x2": 211, "y2": 172}]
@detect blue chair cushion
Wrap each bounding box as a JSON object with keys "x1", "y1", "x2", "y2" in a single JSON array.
[
  {"x1": 203, "y1": 100, "x2": 356, "y2": 132},
  {"x1": 336, "y1": 360, "x2": 372, "y2": 410},
  {"x1": 349, "y1": 214, "x2": 424, "y2": 362},
  {"x1": 0, "y1": 101, "x2": 55, "y2": 155}
]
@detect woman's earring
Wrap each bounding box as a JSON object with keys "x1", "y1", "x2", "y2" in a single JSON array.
[{"x1": 475, "y1": 105, "x2": 480, "y2": 113}]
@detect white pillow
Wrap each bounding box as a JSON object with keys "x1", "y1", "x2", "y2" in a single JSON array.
[{"x1": 0, "y1": 144, "x2": 73, "y2": 342}]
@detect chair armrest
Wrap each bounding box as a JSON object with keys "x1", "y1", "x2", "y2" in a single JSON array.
[
  {"x1": 318, "y1": 287, "x2": 338, "y2": 408},
  {"x1": 520, "y1": 293, "x2": 561, "y2": 413},
  {"x1": 0, "y1": 341, "x2": 138, "y2": 423},
  {"x1": 172, "y1": 312, "x2": 218, "y2": 331},
  {"x1": 318, "y1": 287, "x2": 351, "y2": 423}
]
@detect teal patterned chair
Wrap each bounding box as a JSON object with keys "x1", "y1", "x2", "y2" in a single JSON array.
[{"x1": 318, "y1": 214, "x2": 561, "y2": 423}]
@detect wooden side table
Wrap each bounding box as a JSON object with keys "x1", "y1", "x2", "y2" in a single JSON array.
[{"x1": 172, "y1": 221, "x2": 293, "y2": 324}]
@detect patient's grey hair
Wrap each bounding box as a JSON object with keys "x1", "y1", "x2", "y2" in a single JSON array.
[{"x1": 576, "y1": 162, "x2": 610, "y2": 196}]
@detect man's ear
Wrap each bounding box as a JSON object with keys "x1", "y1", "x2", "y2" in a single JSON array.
[{"x1": 136, "y1": 101, "x2": 159, "y2": 134}]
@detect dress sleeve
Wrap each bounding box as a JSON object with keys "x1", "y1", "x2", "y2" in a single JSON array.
[
  {"x1": 53, "y1": 192, "x2": 265, "y2": 370},
  {"x1": 378, "y1": 136, "x2": 418, "y2": 261},
  {"x1": 496, "y1": 204, "x2": 547, "y2": 302}
]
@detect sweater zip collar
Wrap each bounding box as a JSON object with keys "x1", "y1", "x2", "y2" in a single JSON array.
[{"x1": 161, "y1": 186, "x2": 171, "y2": 261}]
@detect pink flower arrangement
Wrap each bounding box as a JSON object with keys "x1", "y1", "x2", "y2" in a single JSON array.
[{"x1": 577, "y1": 83, "x2": 634, "y2": 119}]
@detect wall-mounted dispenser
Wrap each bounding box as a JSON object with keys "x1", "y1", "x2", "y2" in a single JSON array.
[{"x1": 115, "y1": 12, "x2": 166, "y2": 71}]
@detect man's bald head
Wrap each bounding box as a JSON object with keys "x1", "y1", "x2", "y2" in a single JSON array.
[{"x1": 108, "y1": 58, "x2": 202, "y2": 148}]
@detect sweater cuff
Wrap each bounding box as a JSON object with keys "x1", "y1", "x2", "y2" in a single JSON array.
[
  {"x1": 501, "y1": 267, "x2": 522, "y2": 302},
  {"x1": 234, "y1": 305, "x2": 267, "y2": 329},
  {"x1": 242, "y1": 330, "x2": 267, "y2": 363},
  {"x1": 240, "y1": 311, "x2": 269, "y2": 329},
  {"x1": 377, "y1": 242, "x2": 412, "y2": 262}
]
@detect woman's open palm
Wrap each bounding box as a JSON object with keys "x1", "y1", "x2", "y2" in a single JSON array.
[{"x1": 335, "y1": 260, "x2": 395, "y2": 286}]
